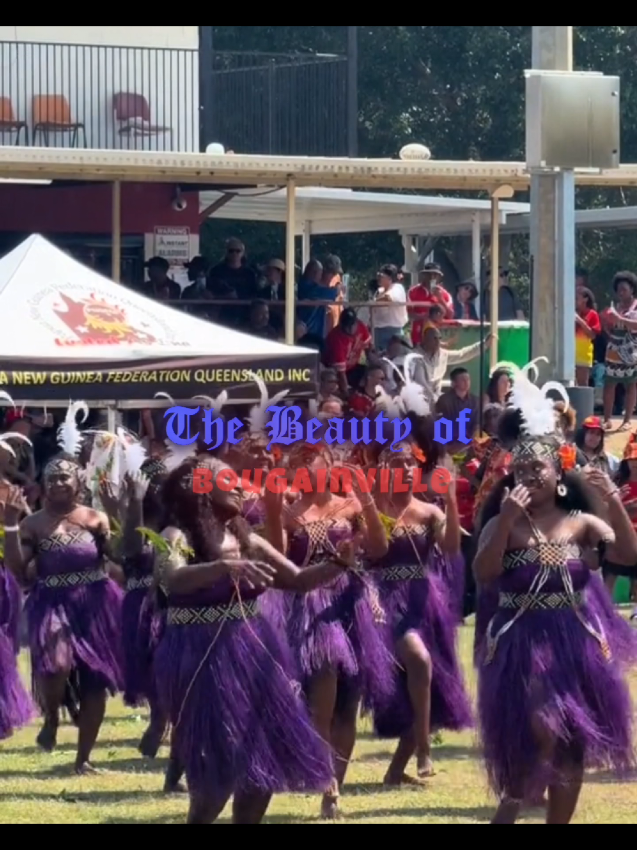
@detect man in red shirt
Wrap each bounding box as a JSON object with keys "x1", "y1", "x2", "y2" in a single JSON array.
[
  {"x1": 348, "y1": 365, "x2": 387, "y2": 418},
  {"x1": 408, "y1": 263, "x2": 454, "y2": 346},
  {"x1": 324, "y1": 308, "x2": 372, "y2": 395}
]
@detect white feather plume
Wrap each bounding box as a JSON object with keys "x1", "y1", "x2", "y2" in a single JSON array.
[
  {"x1": 57, "y1": 401, "x2": 89, "y2": 457},
  {"x1": 164, "y1": 443, "x2": 198, "y2": 473},
  {"x1": 508, "y1": 370, "x2": 557, "y2": 437},
  {"x1": 382, "y1": 355, "x2": 431, "y2": 418},
  {"x1": 0, "y1": 390, "x2": 16, "y2": 409},
  {"x1": 375, "y1": 384, "x2": 401, "y2": 418},
  {"x1": 247, "y1": 371, "x2": 289, "y2": 434},
  {"x1": 0, "y1": 431, "x2": 32, "y2": 459},
  {"x1": 154, "y1": 392, "x2": 176, "y2": 405},
  {"x1": 194, "y1": 391, "x2": 228, "y2": 414},
  {"x1": 117, "y1": 427, "x2": 148, "y2": 478}
]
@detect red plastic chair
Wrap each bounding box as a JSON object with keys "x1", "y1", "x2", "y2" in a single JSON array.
[
  {"x1": 0, "y1": 97, "x2": 29, "y2": 145},
  {"x1": 113, "y1": 92, "x2": 172, "y2": 140}
]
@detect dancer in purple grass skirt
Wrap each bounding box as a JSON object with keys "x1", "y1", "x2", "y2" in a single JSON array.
[
  {"x1": 265, "y1": 443, "x2": 391, "y2": 820},
  {"x1": 368, "y1": 441, "x2": 473, "y2": 784},
  {"x1": 474, "y1": 373, "x2": 637, "y2": 825},
  {"x1": 118, "y1": 457, "x2": 189, "y2": 794},
  {"x1": 4, "y1": 404, "x2": 124, "y2": 774},
  {"x1": 153, "y1": 456, "x2": 363, "y2": 825},
  {"x1": 0, "y1": 510, "x2": 32, "y2": 740}
]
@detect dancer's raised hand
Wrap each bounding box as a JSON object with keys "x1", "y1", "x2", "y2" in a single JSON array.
[{"x1": 500, "y1": 484, "x2": 531, "y2": 523}]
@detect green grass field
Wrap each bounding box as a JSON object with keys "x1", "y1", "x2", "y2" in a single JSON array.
[{"x1": 1, "y1": 623, "x2": 635, "y2": 824}]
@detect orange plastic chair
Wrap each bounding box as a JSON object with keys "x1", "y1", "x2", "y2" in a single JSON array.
[
  {"x1": 32, "y1": 95, "x2": 85, "y2": 147},
  {"x1": 0, "y1": 96, "x2": 29, "y2": 144}
]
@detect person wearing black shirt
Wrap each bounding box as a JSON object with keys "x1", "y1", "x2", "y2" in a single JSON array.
[
  {"x1": 207, "y1": 238, "x2": 258, "y2": 327},
  {"x1": 482, "y1": 269, "x2": 525, "y2": 321},
  {"x1": 144, "y1": 257, "x2": 181, "y2": 301}
]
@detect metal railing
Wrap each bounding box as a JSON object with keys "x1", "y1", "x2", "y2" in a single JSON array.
[
  {"x1": 210, "y1": 50, "x2": 349, "y2": 156},
  {"x1": 0, "y1": 41, "x2": 199, "y2": 152}
]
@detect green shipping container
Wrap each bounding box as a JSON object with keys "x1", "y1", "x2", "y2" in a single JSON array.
[{"x1": 441, "y1": 321, "x2": 531, "y2": 386}]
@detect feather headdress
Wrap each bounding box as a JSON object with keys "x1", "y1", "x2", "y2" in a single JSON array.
[
  {"x1": 247, "y1": 371, "x2": 289, "y2": 435},
  {"x1": 154, "y1": 391, "x2": 205, "y2": 473},
  {"x1": 505, "y1": 360, "x2": 571, "y2": 463},
  {"x1": 0, "y1": 431, "x2": 33, "y2": 459},
  {"x1": 57, "y1": 401, "x2": 89, "y2": 458},
  {"x1": 0, "y1": 390, "x2": 17, "y2": 410},
  {"x1": 380, "y1": 354, "x2": 432, "y2": 419}
]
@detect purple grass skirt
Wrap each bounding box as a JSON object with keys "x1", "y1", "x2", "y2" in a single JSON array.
[
  {"x1": 478, "y1": 603, "x2": 636, "y2": 799},
  {"x1": 26, "y1": 579, "x2": 124, "y2": 701},
  {"x1": 473, "y1": 582, "x2": 499, "y2": 667},
  {"x1": 0, "y1": 625, "x2": 32, "y2": 741},
  {"x1": 0, "y1": 565, "x2": 22, "y2": 656},
  {"x1": 474, "y1": 572, "x2": 637, "y2": 669},
  {"x1": 432, "y1": 549, "x2": 465, "y2": 623},
  {"x1": 155, "y1": 609, "x2": 333, "y2": 797},
  {"x1": 122, "y1": 587, "x2": 165, "y2": 708},
  {"x1": 370, "y1": 571, "x2": 473, "y2": 737},
  {"x1": 286, "y1": 572, "x2": 394, "y2": 708}
]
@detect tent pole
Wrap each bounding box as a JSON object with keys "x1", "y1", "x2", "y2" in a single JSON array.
[
  {"x1": 112, "y1": 181, "x2": 122, "y2": 283},
  {"x1": 302, "y1": 221, "x2": 311, "y2": 271},
  {"x1": 285, "y1": 177, "x2": 297, "y2": 345},
  {"x1": 489, "y1": 193, "x2": 500, "y2": 371}
]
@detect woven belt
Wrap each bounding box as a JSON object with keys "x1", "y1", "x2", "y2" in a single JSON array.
[
  {"x1": 167, "y1": 599, "x2": 259, "y2": 626},
  {"x1": 41, "y1": 570, "x2": 106, "y2": 589},
  {"x1": 126, "y1": 575, "x2": 154, "y2": 592},
  {"x1": 499, "y1": 591, "x2": 585, "y2": 611},
  {"x1": 380, "y1": 564, "x2": 424, "y2": 582}
]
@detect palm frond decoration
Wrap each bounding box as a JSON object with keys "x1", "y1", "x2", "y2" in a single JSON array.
[
  {"x1": 137, "y1": 527, "x2": 194, "y2": 559},
  {"x1": 379, "y1": 513, "x2": 397, "y2": 541}
]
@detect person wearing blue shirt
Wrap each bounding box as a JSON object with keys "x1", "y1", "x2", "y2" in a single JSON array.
[{"x1": 297, "y1": 260, "x2": 341, "y2": 339}]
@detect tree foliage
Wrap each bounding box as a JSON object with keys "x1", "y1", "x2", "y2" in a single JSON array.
[{"x1": 204, "y1": 27, "x2": 637, "y2": 301}]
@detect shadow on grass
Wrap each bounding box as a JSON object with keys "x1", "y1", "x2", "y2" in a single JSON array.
[
  {"x1": 343, "y1": 804, "x2": 493, "y2": 822},
  {"x1": 0, "y1": 789, "x2": 160, "y2": 803},
  {"x1": 0, "y1": 739, "x2": 149, "y2": 757}
]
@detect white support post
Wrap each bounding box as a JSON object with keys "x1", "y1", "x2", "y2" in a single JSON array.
[
  {"x1": 112, "y1": 181, "x2": 121, "y2": 283},
  {"x1": 285, "y1": 178, "x2": 297, "y2": 345},
  {"x1": 302, "y1": 222, "x2": 311, "y2": 271},
  {"x1": 530, "y1": 26, "x2": 576, "y2": 383}
]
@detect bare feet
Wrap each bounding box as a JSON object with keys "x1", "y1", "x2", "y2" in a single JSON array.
[
  {"x1": 320, "y1": 794, "x2": 341, "y2": 821},
  {"x1": 164, "y1": 781, "x2": 188, "y2": 795},
  {"x1": 74, "y1": 762, "x2": 103, "y2": 776},
  {"x1": 417, "y1": 754, "x2": 436, "y2": 779},
  {"x1": 37, "y1": 723, "x2": 57, "y2": 753},
  {"x1": 384, "y1": 773, "x2": 428, "y2": 788},
  {"x1": 139, "y1": 727, "x2": 163, "y2": 760}
]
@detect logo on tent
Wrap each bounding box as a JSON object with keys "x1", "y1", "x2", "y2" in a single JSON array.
[{"x1": 52, "y1": 292, "x2": 159, "y2": 346}]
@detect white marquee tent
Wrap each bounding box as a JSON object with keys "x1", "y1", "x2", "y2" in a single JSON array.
[{"x1": 0, "y1": 235, "x2": 316, "y2": 404}]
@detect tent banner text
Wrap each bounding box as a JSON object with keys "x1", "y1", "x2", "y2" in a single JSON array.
[{"x1": 0, "y1": 366, "x2": 315, "y2": 401}]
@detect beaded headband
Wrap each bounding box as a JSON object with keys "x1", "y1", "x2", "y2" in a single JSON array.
[
  {"x1": 510, "y1": 439, "x2": 559, "y2": 463},
  {"x1": 45, "y1": 457, "x2": 81, "y2": 478}
]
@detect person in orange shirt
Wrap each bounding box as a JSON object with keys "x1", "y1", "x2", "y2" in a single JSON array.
[
  {"x1": 322, "y1": 255, "x2": 344, "y2": 335},
  {"x1": 575, "y1": 287, "x2": 602, "y2": 388}
]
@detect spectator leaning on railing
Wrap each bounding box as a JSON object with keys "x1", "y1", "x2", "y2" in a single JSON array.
[{"x1": 408, "y1": 263, "x2": 455, "y2": 347}]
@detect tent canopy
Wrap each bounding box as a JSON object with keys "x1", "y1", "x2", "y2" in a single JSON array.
[
  {"x1": 0, "y1": 235, "x2": 316, "y2": 403},
  {"x1": 201, "y1": 187, "x2": 529, "y2": 236},
  {"x1": 202, "y1": 186, "x2": 637, "y2": 238}
]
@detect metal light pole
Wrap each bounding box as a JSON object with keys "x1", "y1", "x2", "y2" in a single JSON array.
[
  {"x1": 529, "y1": 26, "x2": 576, "y2": 384},
  {"x1": 347, "y1": 26, "x2": 358, "y2": 157},
  {"x1": 199, "y1": 26, "x2": 215, "y2": 151}
]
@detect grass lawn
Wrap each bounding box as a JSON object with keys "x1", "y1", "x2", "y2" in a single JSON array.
[{"x1": 0, "y1": 623, "x2": 635, "y2": 824}]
